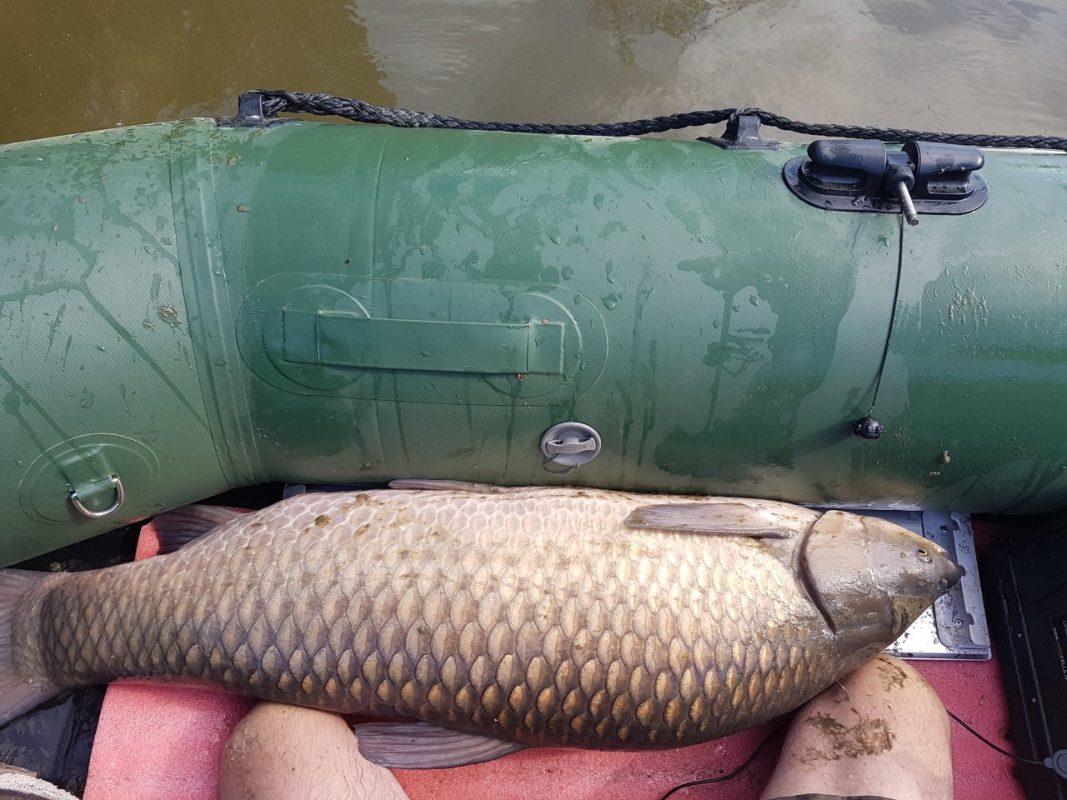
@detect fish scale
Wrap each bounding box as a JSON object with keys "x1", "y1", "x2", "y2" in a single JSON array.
[{"x1": 4, "y1": 485, "x2": 958, "y2": 756}]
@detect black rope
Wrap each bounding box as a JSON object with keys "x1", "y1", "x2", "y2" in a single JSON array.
[
  {"x1": 252, "y1": 90, "x2": 1067, "y2": 151},
  {"x1": 256, "y1": 90, "x2": 736, "y2": 136}
]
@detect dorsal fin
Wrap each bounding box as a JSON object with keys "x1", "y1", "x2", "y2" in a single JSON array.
[
  {"x1": 152, "y1": 505, "x2": 247, "y2": 553},
  {"x1": 388, "y1": 479, "x2": 512, "y2": 493},
  {"x1": 624, "y1": 502, "x2": 790, "y2": 538}
]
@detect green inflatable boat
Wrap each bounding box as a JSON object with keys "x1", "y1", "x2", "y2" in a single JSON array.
[{"x1": 2, "y1": 94, "x2": 1066, "y2": 565}]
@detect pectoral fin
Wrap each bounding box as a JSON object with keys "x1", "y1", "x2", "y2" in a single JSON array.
[
  {"x1": 624, "y1": 502, "x2": 790, "y2": 538},
  {"x1": 354, "y1": 721, "x2": 525, "y2": 769},
  {"x1": 152, "y1": 505, "x2": 247, "y2": 553}
]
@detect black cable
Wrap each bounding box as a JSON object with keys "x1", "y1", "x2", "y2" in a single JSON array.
[
  {"x1": 866, "y1": 214, "x2": 905, "y2": 418},
  {"x1": 249, "y1": 90, "x2": 1067, "y2": 151},
  {"x1": 657, "y1": 725, "x2": 784, "y2": 799},
  {"x1": 947, "y1": 709, "x2": 1044, "y2": 766}
]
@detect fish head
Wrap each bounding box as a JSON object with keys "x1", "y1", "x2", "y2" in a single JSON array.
[{"x1": 801, "y1": 510, "x2": 962, "y2": 664}]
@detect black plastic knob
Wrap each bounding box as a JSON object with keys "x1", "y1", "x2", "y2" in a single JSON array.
[{"x1": 853, "y1": 417, "x2": 885, "y2": 440}]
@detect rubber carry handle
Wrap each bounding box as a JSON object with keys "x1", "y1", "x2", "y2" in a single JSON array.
[{"x1": 280, "y1": 309, "x2": 565, "y2": 375}]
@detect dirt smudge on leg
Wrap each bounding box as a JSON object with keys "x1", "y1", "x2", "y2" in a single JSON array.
[
  {"x1": 799, "y1": 712, "x2": 895, "y2": 762},
  {"x1": 876, "y1": 656, "x2": 908, "y2": 692}
]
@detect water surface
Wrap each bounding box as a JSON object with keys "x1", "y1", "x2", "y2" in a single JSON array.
[{"x1": 2, "y1": 0, "x2": 1064, "y2": 145}]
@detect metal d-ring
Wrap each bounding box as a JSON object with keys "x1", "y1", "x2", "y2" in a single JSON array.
[{"x1": 68, "y1": 474, "x2": 124, "y2": 518}]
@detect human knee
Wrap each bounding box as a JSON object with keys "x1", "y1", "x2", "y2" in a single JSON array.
[{"x1": 838, "y1": 656, "x2": 949, "y2": 729}]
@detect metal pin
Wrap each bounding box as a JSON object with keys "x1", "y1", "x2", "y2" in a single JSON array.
[{"x1": 896, "y1": 182, "x2": 920, "y2": 226}]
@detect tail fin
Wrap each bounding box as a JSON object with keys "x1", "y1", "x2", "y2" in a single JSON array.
[{"x1": 0, "y1": 570, "x2": 61, "y2": 726}]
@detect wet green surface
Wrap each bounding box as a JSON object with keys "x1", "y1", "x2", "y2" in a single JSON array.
[{"x1": 2, "y1": 0, "x2": 1065, "y2": 145}]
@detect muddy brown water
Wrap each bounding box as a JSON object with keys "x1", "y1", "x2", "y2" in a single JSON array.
[{"x1": 2, "y1": 0, "x2": 1065, "y2": 146}]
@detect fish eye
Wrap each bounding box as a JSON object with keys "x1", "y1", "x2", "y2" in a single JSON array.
[{"x1": 916, "y1": 547, "x2": 931, "y2": 562}]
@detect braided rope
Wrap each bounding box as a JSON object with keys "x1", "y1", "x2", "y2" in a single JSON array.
[{"x1": 254, "y1": 90, "x2": 1067, "y2": 151}]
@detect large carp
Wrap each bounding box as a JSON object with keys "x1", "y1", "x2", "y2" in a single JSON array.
[{"x1": 0, "y1": 482, "x2": 959, "y2": 768}]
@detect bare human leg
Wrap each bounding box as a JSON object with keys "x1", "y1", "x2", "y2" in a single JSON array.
[
  {"x1": 219, "y1": 703, "x2": 410, "y2": 800},
  {"x1": 759, "y1": 655, "x2": 953, "y2": 800}
]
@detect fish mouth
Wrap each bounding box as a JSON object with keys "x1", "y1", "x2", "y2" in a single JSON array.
[{"x1": 935, "y1": 555, "x2": 964, "y2": 596}]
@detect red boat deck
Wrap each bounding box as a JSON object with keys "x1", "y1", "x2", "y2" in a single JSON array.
[{"x1": 82, "y1": 519, "x2": 1029, "y2": 800}]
